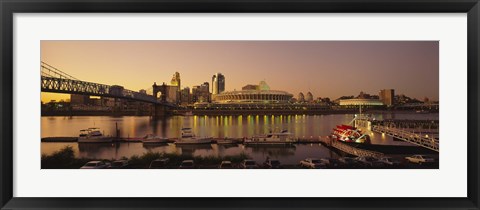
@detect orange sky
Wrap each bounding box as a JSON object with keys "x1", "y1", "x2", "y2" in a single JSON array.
[{"x1": 41, "y1": 41, "x2": 439, "y2": 103}]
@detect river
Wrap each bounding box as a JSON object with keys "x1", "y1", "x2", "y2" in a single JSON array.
[{"x1": 41, "y1": 112, "x2": 438, "y2": 164}]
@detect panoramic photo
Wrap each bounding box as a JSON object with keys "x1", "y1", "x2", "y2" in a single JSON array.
[{"x1": 40, "y1": 41, "x2": 439, "y2": 169}]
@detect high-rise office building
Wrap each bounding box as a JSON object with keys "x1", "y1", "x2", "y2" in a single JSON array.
[
  {"x1": 212, "y1": 73, "x2": 225, "y2": 94},
  {"x1": 170, "y1": 72, "x2": 181, "y2": 87},
  {"x1": 379, "y1": 89, "x2": 395, "y2": 106},
  {"x1": 170, "y1": 72, "x2": 181, "y2": 103}
]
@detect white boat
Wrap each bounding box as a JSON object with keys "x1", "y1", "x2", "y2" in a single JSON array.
[
  {"x1": 78, "y1": 128, "x2": 113, "y2": 143},
  {"x1": 142, "y1": 134, "x2": 168, "y2": 144},
  {"x1": 244, "y1": 130, "x2": 296, "y2": 145},
  {"x1": 175, "y1": 128, "x2": 212, "y2": 145}
]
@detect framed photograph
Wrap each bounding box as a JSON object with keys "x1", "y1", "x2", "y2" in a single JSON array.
[{"x1": 1, "y1": 0, "x2": 479, "y2": 209}]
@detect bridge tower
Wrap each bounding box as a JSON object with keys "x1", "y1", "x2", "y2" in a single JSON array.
[
  {"x1": 152, "y1": 82, "x2": 170, "y2": 117},
  {"x1": 152, "y1": 82, "x2": 168, "y2": 102}
]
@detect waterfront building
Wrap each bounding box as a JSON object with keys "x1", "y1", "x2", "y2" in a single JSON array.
[
  {"x1": 306, "y1": 92, "x2": 313, "y2": 102},
  {"x1": 192, "y1": 82, "x2": 210, "y2": 103},
  {"x1": 297, "y1": 92, "x2": 305, "y2": 103},
  {"x1": 212, "y1": 81, "x2": 293, "y2": 104},
  {"x1": 339, "y1": 98, "x2": 384, "y2": 106},
  {"x1": 212, "y1": 73, "x2": 225, "y2": 95},
  {"x1": 180, "y1": 87, "x2": 191, "y2": 105},
  {"x1": 379, "y1": 89, "x2": 395, "y2": 106},
  {"x1": 166, "y1": 86, "x2": 179, "y2": 104}
]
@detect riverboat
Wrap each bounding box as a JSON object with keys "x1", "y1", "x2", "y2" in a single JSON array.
[
  {"x1": 174, "y1": 128, "x2": 212, "y2": 145},
  {"x1": 78, "y1": 128, "x2": 113, "y2": 143},
  {"x1": 331, "y1": 124, "x2": 370, "y2": 143},
  {"x1": 244, "y1": 130, "x2": 296, "y2": 145}
]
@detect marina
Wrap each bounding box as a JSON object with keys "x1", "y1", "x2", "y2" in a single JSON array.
[{"x1": 41, "y1": 113, "x2": 439, "y2": 168}]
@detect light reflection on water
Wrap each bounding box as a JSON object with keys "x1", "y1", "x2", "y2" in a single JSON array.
[{"x1": 41, "y1": 113, "x2": 438, "y2": 164}]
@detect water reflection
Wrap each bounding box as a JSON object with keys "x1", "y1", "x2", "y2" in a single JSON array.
[{"x1": 41, "y1": 113, "x2": 438, "y2": 163}]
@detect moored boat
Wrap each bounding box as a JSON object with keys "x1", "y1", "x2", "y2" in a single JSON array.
[
  {"x1": 142, "y1": 134, "x2": 168, "y2": 144},
  {"x1": 78, "y1": 128, "x2": 113, "y2": 143},
  {"x1": 244, "y1": 130, "x2": 296, "y2": 145},
  {"x1": 175, "y1": 128, "x2": 212, "y2": 145},
  {"x1": 331, "y1": 124, "x2": 370, "y2": 143}
]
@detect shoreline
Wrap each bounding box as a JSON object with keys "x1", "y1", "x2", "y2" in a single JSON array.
[{"x1": 41, "y1": 109, "x2": 438, "y2": 117}]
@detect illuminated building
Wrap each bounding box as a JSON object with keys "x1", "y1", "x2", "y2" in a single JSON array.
[
  {"x1": 170, "y1": 72, "x2": 181, "y2": 87},
  {"x1": 170, "y1": 72, "x2": 181, "y2": 102},
  {"x1": 212, "y1": 81, "x2": 293, "y2": 104},
  {"x1": 379, "y1": 89, "x2": 395, "y2": 106},
  {"x1": 192, "y1": 82, "x2": 210, "y2": 103},
  {"x1": 212, "y1": 73, "x2": 225, "y2": 94},
  {"x1": 339, "y1": 98, "x2": 384, "y2": 106}
]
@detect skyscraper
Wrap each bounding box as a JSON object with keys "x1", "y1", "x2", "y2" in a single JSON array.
[
  {"x1": 170, "y1": 72, "x2": 181, "y2": 104},
  {"x1": 379, "y1": 89, "x2": 395, "y2": 106},
  {"x1": 212, "y1": 73, "x2": 225, "y2": 94},
  {"x1": 170, "y1": 72, "x2": 181, "y2": 88}
]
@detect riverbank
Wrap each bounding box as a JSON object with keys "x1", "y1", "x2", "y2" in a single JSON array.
[
  {"x1": 42, "y1": 146, "x2": 439, "y2": 169},
  {"x1": 41, "y1": 146, "x2": 251, "y2": 169},
  {"x1": 41, "y1": 109, "x2": 437, "y2": 117}
]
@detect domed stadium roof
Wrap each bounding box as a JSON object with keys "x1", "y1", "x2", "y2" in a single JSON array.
[{"x1": 258, "y1": 80, "x2": 270, "y2": 91}]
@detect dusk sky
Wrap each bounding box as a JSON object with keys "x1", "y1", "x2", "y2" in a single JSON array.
[{"x1": 41, "y1": 41, "x2": 438, "y2": 102}]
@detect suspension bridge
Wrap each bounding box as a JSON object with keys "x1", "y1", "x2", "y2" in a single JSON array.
[{"x1": 41, "y1": 62, "x2": 177, "y2": 115}]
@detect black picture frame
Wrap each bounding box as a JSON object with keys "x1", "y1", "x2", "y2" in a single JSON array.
[{"x1": 1, "y1": 0, "x2": 479, "y2": 209}]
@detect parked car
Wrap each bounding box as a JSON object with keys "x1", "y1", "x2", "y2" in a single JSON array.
[
  {"x1": 179, "y1": 160, "x2": 195, "y2": 169},
  {"x1": 355, "y1": 157, "x2": 385, "y2": 168},
  {"x1": 379, "y1": 157, "x2": 401, "y2": 167},
  {"x1": 108, "y1": 160, "x2": 130, "y2": 169},
  {"x1": 300, "y1": 158, "x2": 326, "y2": 169},
  {"x1": 219, "y1": 161, "x2": 233, "y2": 169},
  {"x1": 149, "y1": 158, "x2": 170, "y2": 169},
  {"x1": 263, "y1": 159, "x2": 282, "y2": 169},
  {"x1": 81, "y1": 161, "x2": 109, "y2": 169},
  {"x1": 405, "y1": 155, "x2": 435, "y2": 164},
  {"x1": 240, "y1": 159, "x2": 258, "y2": 169}
]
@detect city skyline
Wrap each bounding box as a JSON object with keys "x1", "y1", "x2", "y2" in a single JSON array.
[{"x1": 41, "y1": 41, "x2": 439, "y2": 102}]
